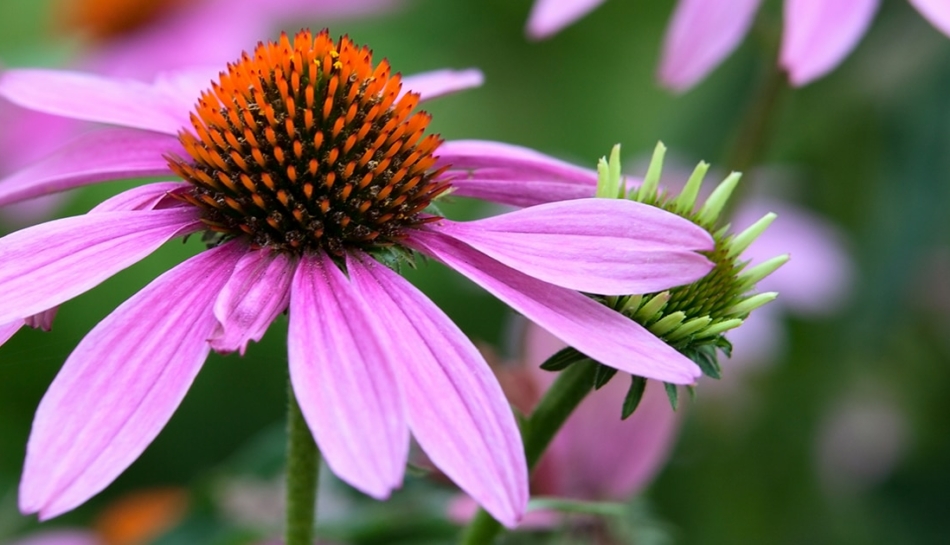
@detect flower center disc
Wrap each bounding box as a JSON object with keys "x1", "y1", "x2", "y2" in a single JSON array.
[{"x1": 168, "y1": 29, "x2": 450, "y2": 254}]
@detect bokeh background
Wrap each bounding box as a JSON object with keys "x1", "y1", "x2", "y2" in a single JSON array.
[{"x1": 1, "y1": 0, "x2": 949, "y2": 543}]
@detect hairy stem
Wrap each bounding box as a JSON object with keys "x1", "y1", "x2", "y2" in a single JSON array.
[{"x1": 286, "y1": 382, "x2": 321, "y2": 545}]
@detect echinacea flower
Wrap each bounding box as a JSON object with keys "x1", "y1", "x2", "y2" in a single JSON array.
[
  {"x1": 1, "y1": 0, "x2": 397, "y2": 224},
  {"x1": 450, "y1": 322, "x2": 680, "y2": 528},
  {"x1": 466, "y1": 143, "x2": 786, "y2": 410},
  {"x1": 0, "y1": 30, "x2": 715, "y2": 525},
  {"x1": 523, "y1": 0, "x2": 950, "y2": 90}
]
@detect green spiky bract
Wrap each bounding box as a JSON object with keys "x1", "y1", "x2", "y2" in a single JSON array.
[{"x1": 578, "y1": 143, "x2": 785, "y2": 416}]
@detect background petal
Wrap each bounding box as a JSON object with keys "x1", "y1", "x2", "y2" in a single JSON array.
[
  {"x1": 436, "y1": 140, "x2": 600, "y2": 207},
  {"x1": 0, "y1": 69, "x2": 188, "y2": 135},
  {"x1": 287, "y1": 253, "x2": 408, "y2": 500},
  {"x1": 426, "y1": 198, "x2": 713, "y2": 295},
  {"x1": 408, "y1": 231, "x2": 702, "y2": 384},
  {"x1": 402, "y1": 69, "x2": 484, "y2": 102},
  {"x1": 658, "y1": 0, "x2": 763, "y2": 92},
  {"x1": 20, "y1": 243, "x2": 243, "y2": 519},
  {"x1": 909, "y1": 0, "x2": 950, "y2": 36},
  {"x1": 346, "y1": 253, "x2": 528, "y2": 527},
  {"x1": 526, "y1": 0, "x2": 609, "y2": 40},
  {"x1": 0, "y1": 129, "x2": 181, "y2": 208},
  {"x1": 210, "y1": 249, "x2": 295, "y2": 355},
  {"x1": 524, "y1": 326, "x2": 681, "y2": 500},
  {"x1": 0, "y1": 207, "x2": 201, "y2": 324},
  {"x1": 780, "y1": 0, "x2": 880, "y2": 86}
]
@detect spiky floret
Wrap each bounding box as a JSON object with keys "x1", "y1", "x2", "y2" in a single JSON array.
[
  {"x1": 167, "y1": 29, "x2": 451, "y2": 255},
  {"x1": 549, "y1": 143, "x2": 787, "y2": 415}
]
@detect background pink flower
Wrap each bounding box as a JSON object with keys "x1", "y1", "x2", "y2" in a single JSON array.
[
  {"x1": 725, "y1": 196, "x2": 853, "y2": 371},
  {"x1": 450, "y1": 322, "x2": 680, "y2": 528}
]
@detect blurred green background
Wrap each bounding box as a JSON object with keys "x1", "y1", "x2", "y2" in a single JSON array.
[{"x1": 1, "y1": 0, "x2": 949, "y2": 543}]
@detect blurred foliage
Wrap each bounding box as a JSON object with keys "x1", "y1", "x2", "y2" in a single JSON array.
[{"x1": 1, "y1": 0, "x2": 949, "y2": 543}]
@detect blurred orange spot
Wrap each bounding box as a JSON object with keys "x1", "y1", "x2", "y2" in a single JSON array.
[{"x1": 94, "y1": 487, "x2": 189, "y2": 545}]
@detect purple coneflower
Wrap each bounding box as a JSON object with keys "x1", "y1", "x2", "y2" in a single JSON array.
[
  {"x1": 0, "y1": 30, "x2": 714, "y2": 525},
  {"x1": 1, "y1": 0, "x2": 397, "y2": 225}
]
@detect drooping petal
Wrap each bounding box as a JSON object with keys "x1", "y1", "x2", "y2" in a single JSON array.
[
  {"x1": 210, "y1": 249, "x2": 295, "y2": 355},
  {"x1": 90, "y1": 182, "x2": 190, "y2": 213},
  {"x1": 909, "y1": 0, "x2": 950, "y2": 37},
  {"x1": 780, "y1": 0, "x2": 880, "y2": 86},
  {"x1": 0, "y1": 321, "x2": 23, "y2": 347},
  {"x1": 657, "y1": 0, "x2": 763, "y2": 92},
  {"x1": 425, "y1": 198, "x2": 713, "y2": 295},
  {"x1": 2, "y1": 309, "x2": 60, "y2": 349},
  {"x1": 20, "y1": 242, "x2": 244, "y2": 519},
  {"x1": 0, "y1": 70, "x2": 188, "y2": 135},
  {"x1": 435, "y1": 140, "x2": 600, "y2": 207},
  {"x1": 0, "y1": 129, "x2": 181, "y2": 207},
  {"x1": 345, "y1": 253, "x2": 528, "y2": 527},
  {"x1": 526, "y1": 0, "x2": 609, "y2": 40},
  {"x1": 287, "y1": 253, "x2": 408, "y2": 499},
  {"x1": 0, "y1": 207, "x2": 201, "y2": 324},
  {"x1": 402, "y1": 69, "x2": 484, "y2": 102},
  {"x1": 409, "y1": 231, "x2": 702, "y2": 384}
]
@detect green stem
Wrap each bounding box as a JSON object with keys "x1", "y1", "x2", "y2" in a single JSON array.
[
  {"x1": 286, "y1": 382, "x2": 321, "y2": 545},
  {"x1": 458, "y1": 359, "x2": 598, "y2": 545}
]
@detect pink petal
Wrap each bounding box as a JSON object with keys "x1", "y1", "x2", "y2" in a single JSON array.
[
  {"x1": 551, "y1": 377, "x2": 679, "y2": 499},
  {"x1": 20, "y1": 242, "x2": 244, "y2": 519},
  {"x1": 409, "y1": 231, "x2": 701, "y2": 384},
  {"x1": 780, "y1": 0, "x2": 880, "y2": 86},
  {"x1": 287, "y1": 253, "x2": 408, "y2": 499},
  {"x1": 0, "y1": 207, "x2": 201, "y2": 324},
  {"x1": 210, "y1": 249, "x2": 295, "y2": 355},
  {"x1": 909, "y1": 0, "x2": 950, "y2": 37},
  {"x1": 0, "y1": 69, "x2": 188, "y2": 135},
  {"x1": 426, "y1": 198, "x2": 713, "y2": 295},
  {"x1": 90, "y1": 182, "x2": 190, "y2": 213},
  {"x1": 447, "y1": 494, "x2": 561, "y2": 528},
  {"x1": 0, "y1": 100, "x2": 81, "y2": 174},
  {"x1": 401, "y1": 69, "x2": 484, "y2": 102},
  {"x1": 345, "y1": 253, "x2": 527, "y2": 527},
  {"x1": 526, "y1": 0, "x2": 609, "y2": 40},
  {"x1": 0, "y1": 129, "x2": 181, "y2": 207},
  {"x1": 0, "y1": 320, "x2": 23, "y2": 346},
  {"x1": 436, "y1": 140, "x2": 600, "y2": 207},
  {"x1": 25, "y1": 308, "x2": 58, "y2": 331},
  {"x1": 658, "y1": 0, "x2": 763, "y2": 92}
]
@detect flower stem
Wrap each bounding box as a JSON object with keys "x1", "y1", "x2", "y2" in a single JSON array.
[
  {"x1": 725, "y1": 60, "x2": 786, "y2": 177},
  {"x1": 286, "y1": 382, "x2": 321, "y2": 545},
  {"x1": 458, "y1": 359, "x2": 598, "y2": 545}
]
